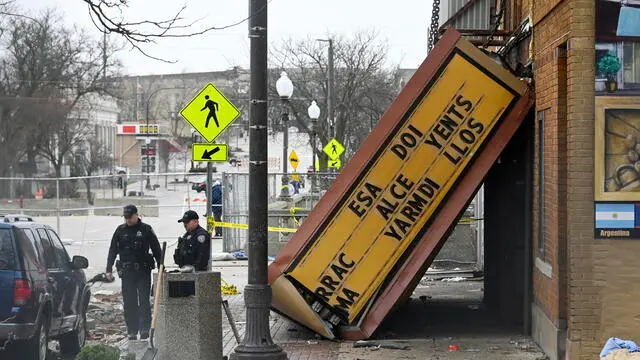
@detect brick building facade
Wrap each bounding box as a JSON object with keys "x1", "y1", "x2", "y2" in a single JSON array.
[{"x1": 441, "y1": 1, "x2": 638, "y2": 359}]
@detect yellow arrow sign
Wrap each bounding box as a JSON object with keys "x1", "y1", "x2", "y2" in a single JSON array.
[
  {"x1": 192, "y1": 144, "x2": 228, "y2": 162},
  {"x1": 323, "y1": 138, "x2": 345, "y2": 160},
  {"x1": 180, "y1": 83, "x2": 241, "y2": 143},
  {"x1": 289, "y1": 150, "x2": 299, "y2": 169},
  {"x1": 328, "y1": 159, "x2": 341, "y2": 169}
]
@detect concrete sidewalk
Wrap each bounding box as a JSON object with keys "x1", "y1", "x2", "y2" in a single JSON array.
[{"x1": 216, "y1": 262, "x2": 548, "y2": 360}]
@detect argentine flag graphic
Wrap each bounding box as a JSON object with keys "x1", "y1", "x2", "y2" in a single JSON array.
[{"x1": 595, "y1": 203, "x2": 635, "y2": 229}]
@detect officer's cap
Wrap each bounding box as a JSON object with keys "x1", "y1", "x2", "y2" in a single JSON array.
[
  {"x1": 123, "y1": 204, "x2": 138, "y2": 217},
  {"x1": 178, "y1": 210, "x2": 199, "y2": 223}
]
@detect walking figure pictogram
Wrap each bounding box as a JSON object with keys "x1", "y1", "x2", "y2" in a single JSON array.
[
  {"x1": 201, "y1": 95, "x2": 220, "y2": 128},
  {"x1": 332, "y1": 143, "x2": 338, "y2": 156}
]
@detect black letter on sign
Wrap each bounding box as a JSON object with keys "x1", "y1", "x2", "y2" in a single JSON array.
[
  {"x1": 320, "y1": 276, "x2": 339, "y2": 291},
  {"x1": 455, "y1": 94, "x2": 473, "y2": 112},
  {"x1": 335, "y1": 288, "x2": 361, "y2": 312},
  {"x1": 391, "y1": 144, "x2": 408, "y2": 160},
  {"x1": 315, "y1": 287, "x2": 333, "y2": 302},
  {"x1": 338, "y1": 252, "x2": 355, "y2": 268}
]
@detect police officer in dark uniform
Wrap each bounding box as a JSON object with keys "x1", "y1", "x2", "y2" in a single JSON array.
[
  {"x1": 106, "y1": 205, "x2": 161, "y2": 340},
  {"x1": 174, "y1": 210, "x2": 211, "y2": 271}
]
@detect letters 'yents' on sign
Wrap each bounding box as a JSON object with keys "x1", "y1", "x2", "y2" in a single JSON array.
[
  {"x1": 180, "y1": 83, "x2": 241, "y2": 143},
  {"x1": 285, "y1": 50, "x2": 524, "y2": 323},
  {"x1": 324, "y1": 138, "x2": 345, "y2": 160},
  {"x1": 192, "y1": 144, "x2": 228, "y2": 162},
  {"x1": 289, "y1": 150, "x2": 299, "y2": 170}
]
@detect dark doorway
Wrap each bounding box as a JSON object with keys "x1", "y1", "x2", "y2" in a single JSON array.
[{"x1": 484, "y1": 111, "x2": 534, "y2": 333}]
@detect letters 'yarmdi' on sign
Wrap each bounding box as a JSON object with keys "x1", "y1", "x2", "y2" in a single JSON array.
[
  {"x1": 180, "y1": 83, "x2": 241, "y2": 143},
  {"x1": 192, "y1": 144, "x2": 228, "y2": 162},
  {"x1": 267, "y1": 28, "x2": 533, "y2": 340}
]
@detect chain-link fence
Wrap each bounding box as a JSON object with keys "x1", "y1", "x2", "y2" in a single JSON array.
[
  {"x1": 0, "y1": 170, "x2": 484, "y2": 273},
  {"x1": 221, "y1": 171, "x2": 484, "y2": 272}
]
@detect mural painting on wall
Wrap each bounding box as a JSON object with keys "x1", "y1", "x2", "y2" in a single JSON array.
[
  {"x1": 596, "y1": 0, "x2": 640, "y2": 94},
  {"x1": 595, "y1": 97, "x2": 640, "y2": 201}
]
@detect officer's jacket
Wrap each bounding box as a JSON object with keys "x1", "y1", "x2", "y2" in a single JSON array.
[
  {"x1": 174, "y1": 225, "x2": 211, "y2": 271},
  {"x1": 106, "y1": 220, "x2": 162, "y2": 273}
]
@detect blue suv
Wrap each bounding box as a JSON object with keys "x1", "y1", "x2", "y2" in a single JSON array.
[{"x1": 0, "y1": 219, "x2": 90, "y2": 360}]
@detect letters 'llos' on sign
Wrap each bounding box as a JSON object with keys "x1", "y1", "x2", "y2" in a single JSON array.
[{"x1": 285, "y1": 49, "x2": 522, "y2": 322}]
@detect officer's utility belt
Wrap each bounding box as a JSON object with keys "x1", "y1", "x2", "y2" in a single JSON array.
[{"x1": 115, "y1": 260, "x2": 152, "y2": 276}]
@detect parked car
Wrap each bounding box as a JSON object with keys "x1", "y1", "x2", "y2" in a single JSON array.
[
  {"x1": 0, "y1": 219, "x2": 90, "y2": 360},
  {"x1": 2, "y1": 214, "x2": 35, "y2": 223}
]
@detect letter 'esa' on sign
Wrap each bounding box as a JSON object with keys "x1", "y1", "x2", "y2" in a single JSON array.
[{"x1": 285, "y1": 47, "x2": 525, "y2": 322}]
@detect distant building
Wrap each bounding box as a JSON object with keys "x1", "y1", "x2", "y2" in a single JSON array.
[{"x1": 114, "y1": 67, "x2": 249, "y2": 174}]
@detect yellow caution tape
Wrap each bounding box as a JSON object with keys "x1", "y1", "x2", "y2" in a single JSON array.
[
  {"x1": 213, "y1": 221, "x2": 297, "y2": 233},
  {"x1": 221, "y1": 278, "x2": 240, "y2": 295}
]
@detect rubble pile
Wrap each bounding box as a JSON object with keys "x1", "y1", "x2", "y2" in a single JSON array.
[{"x1": 87, "y1": 290, "x2": 127, "y2": 346}]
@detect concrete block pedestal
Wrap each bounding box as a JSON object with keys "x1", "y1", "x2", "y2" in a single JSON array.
[{"x1": 155, "y1": 271, "x2": 223, "y2": 360}]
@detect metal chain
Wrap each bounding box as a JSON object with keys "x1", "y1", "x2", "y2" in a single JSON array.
[{"x1": 428, "y1": 0, "x2": 441, "y2": 52}]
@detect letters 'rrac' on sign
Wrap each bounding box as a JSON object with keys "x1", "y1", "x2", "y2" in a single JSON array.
[
  {"x1": 192, "y1": 143, "x2": 228, "y2": 162},
  {"x1": 323, "y1": 138, "x2": 345, "y2": 160},
  {"x1": 180, "y1": 83, "x2": 241, "y2": 143},
  {"x1": 286, "y1": 52, "x2": 522, "y2": 322}
]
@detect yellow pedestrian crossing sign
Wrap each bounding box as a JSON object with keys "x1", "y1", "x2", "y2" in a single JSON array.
[
  {"x1": 328, "y1": 159, "x2": 341, "y2": 169},
  {"x1": 323, "y1": 138, "x2": 344, "y2": 160},
  {"x1": 289, "y1": 150, "x2": 299, "y2": 170},
  {"x1": 192, "y1": 144, "x2": 228, "y2": 162},
  {"x1": 180, "y1": 83, "x2": 241, "y2": 143}
]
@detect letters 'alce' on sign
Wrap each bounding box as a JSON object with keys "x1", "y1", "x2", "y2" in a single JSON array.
[
  {"x1": 180, "y1": 83, "x2": 241, "y2": 143},
  {"x1": 328, "y1": 159, "x2": 342, "y2": 169},
  {"x1": 324, "y1": 138, "x2": 345, "y2": 160},
  {"x1": 279, "y1": 37, "x2": 530, "y2": 327},
  {"x1": 192, "y1": 144, "x2": 228, "y2": 162},
  {"x1": 289, "y1": 150, "x2": 299, "y2": 170}
]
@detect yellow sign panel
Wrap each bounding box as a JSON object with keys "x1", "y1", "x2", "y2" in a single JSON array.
[
  {"x1": 328, "y1": 159, "x2": 341, "y2": 169},
  {"x1": 180, "y1": 83, "x2": 241, "y2": 143},
  {"x1": 192, "y1": 144, "x2": 228, "y2": 162},
  {"x1": 323, "y1": 138, "x2": 345, "y2": 160},
  {"x1": 289, "y1": 150, "x2": 299, "y2": 169},
  {"x1": 287, "y1": 52, "x2": 518, "y2": 321}
]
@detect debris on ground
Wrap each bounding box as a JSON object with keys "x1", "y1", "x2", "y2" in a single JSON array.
[
  {"x1": 87, "y1": 291, "x2": 127, "y2": 345},
  {"x1": 353, "y1": 340, "x2": 411, "y2": 350}
]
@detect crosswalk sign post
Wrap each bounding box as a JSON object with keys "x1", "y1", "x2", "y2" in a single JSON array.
[
  {"x1": 180, "y1": 83, "x2": 241, "y2": 143},
  {"x1": 289, "y1": 150, "x2": 299, "y2": 170},
  {"x1": 328, "y1": 159, "x2": 342, "y2": 169},
  {"x1": 180, "y1": 83, "x2": 241, "y2": 222},
  {"x1": 323, "y1": 138, "x2": 345, "y2": 160},
  {"x1": 192, "y1": 144, "x2": 228, "y2": 162}
]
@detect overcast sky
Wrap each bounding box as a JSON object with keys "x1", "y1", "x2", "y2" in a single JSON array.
[{"x1": 20, "y1": 0, "x2": 432, "y2": 76}]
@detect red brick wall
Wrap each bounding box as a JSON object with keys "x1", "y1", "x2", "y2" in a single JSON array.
[{"x1": 532, "y1": 0, "x2": 571, "y2": 330}]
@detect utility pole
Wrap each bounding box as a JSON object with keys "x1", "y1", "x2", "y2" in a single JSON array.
[
  {"x1": 327, "y1": 39, "x2": 335, "y2": 139},
  {"x1": 230, "y1": 0, "x2": 287, "y2": 359}
]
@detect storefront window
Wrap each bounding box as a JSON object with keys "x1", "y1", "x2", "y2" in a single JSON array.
[{"x1": 623, "y1": 42, "x2": 640, "y2": 86}]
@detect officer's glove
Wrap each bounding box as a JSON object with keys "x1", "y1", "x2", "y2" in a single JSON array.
[{"x1": 179, "y1": 265, "x2": 195, "y2": 273}]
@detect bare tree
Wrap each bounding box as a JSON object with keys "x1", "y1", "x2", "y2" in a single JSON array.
[
  {"x1": 72, "y1": 140, "x2": 111, "y2": 205},
  {"x1": 81, "y1": 0, "x2": 266, "y2": 62},
  {"x1": 269, "y1": 32, "x2": 401, "y2": 170},
  {"x1": 0, "y1": 9, "x2": 120, "y2": 181}
]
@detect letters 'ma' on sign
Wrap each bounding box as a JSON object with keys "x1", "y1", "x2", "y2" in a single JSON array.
[
  {"x1": 192, "y1": 143, "x2": 228, "y2": 162},
  {"x1": 283, "y1": 45, "x2": 528, "y2": 323},
  {"x1": 180, "y1": 83, "x2": 241, "y2": 143}
]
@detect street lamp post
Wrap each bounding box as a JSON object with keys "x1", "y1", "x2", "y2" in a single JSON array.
[
  {"x1": 229, "y1": 1, "x2": 287, "y2": 359},
  {"x1": 276, "y1": 71, "x2": 293, "y2": 200},
  {"x1": 307, "y1": 101, "x2": 320, "y2": 195}
]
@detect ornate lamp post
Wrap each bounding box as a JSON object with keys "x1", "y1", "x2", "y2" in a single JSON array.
[
  {"x1": 276, "y1": 71, "x2": 293, "y2": 200},
  {"x1": 307, "y1": 100, "x2": 320, "y2": 195}
]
